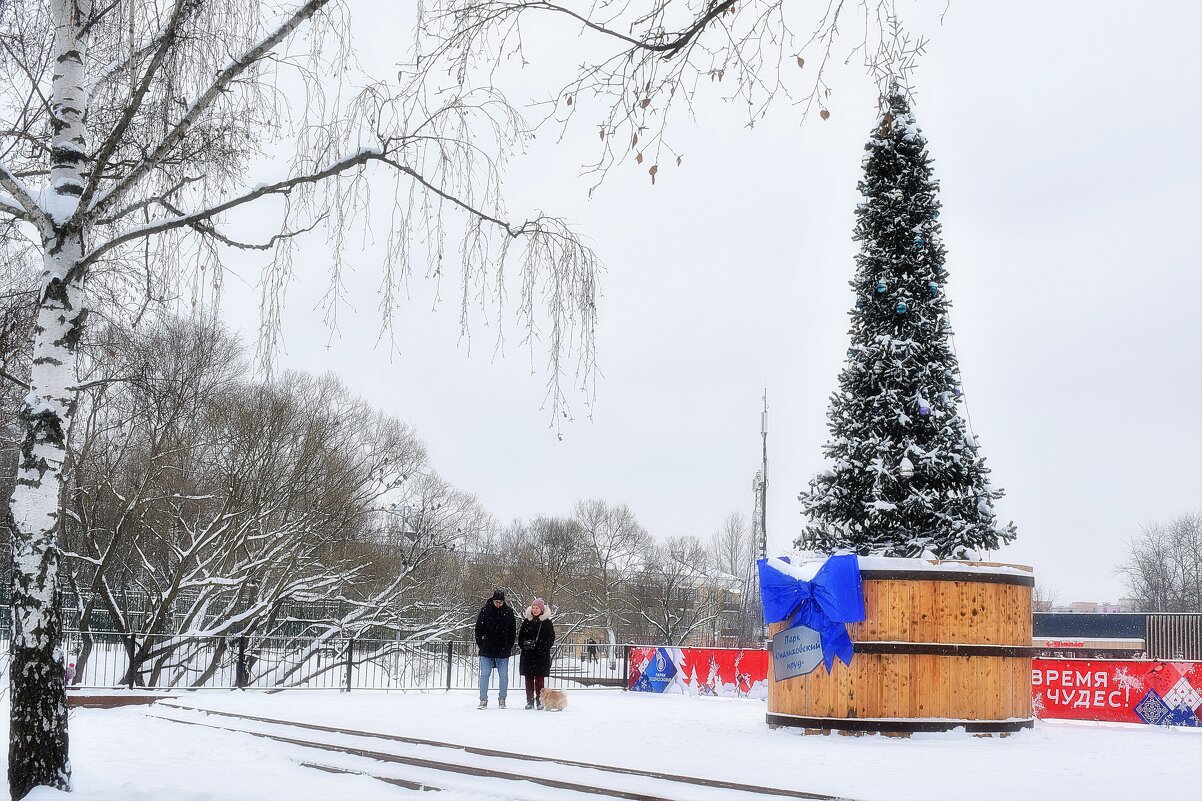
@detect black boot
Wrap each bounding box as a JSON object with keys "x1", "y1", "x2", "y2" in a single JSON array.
[{"x1": 524, "y1": 698, "x2": 535, "y2": 710}]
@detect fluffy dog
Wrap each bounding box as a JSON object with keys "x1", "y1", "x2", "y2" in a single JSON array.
[{"x1": 539, "y1": 687, "x2": 568, "y2": 711}]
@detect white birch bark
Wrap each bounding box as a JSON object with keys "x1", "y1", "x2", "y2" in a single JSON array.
[{"x1": 8, "y1": 1, "x2": 90, "y2": 795}]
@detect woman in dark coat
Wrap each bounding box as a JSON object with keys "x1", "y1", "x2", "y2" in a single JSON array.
[{"x1": 517, "y1": 597, "x2": 555, "y2": 709}]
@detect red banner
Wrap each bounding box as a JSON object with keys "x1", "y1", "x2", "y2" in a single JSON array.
[
  {"x1": 628, "y1": 646, "x2": 768, "y2": 698},
  {"x1": 1033, "y1": 658, "x2": 1202, "y2": 726}
]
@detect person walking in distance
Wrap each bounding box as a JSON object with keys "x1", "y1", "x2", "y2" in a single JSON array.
[
  {"x1": 519, "y1": 597, "x2": 556, "y2": 709},
  {"x1": 475, "y1": 589, "x2": 516, "y2": 709}
]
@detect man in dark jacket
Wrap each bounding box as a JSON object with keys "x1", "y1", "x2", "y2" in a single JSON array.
[{"x1": 475, "y1": 589, "x2": 516, "y2": 709}]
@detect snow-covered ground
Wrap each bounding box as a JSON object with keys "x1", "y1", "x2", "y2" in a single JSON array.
[{"x1": 12, "y1": 690, "x2": 1202, "y2": 801}]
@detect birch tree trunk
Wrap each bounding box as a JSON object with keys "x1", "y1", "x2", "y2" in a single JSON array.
[
  {"x1": 8, "y1": 266, "x2": 85, "y2": 798},
  {"x1": 8, "y1": 0, "x2": 91, "y2": 795}
]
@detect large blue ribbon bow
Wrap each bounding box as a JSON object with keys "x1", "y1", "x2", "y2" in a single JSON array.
[{"x1": 757, "y1": 554, "x2": 866, "y2": 672}]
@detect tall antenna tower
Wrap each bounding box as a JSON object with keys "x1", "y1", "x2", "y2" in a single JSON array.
[
  {"x1": 753, "y1": 388, "x2": 769, "y2": 561},
  {"x1": 749, "y1": 389, "x2": 769, "y2": 645}
]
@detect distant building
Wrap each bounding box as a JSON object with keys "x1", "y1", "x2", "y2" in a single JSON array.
[
  {"x1": 1034, "y1": 612, "x2": 1202, "y2": 660},
  {"x1": 1065, "y1": 600, "x2": 1137, "y2": 614},
  {"x1": 1031, "y1": 636, "x2": 1145, "y2": 659}
]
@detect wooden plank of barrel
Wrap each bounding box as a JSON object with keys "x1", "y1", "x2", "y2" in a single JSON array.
[{"x1": 766, "y1": 559, "x2": 1035, "y2": 735}]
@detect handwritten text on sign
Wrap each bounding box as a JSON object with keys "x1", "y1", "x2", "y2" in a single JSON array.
[{"x1": 772, "y1": 624, "x2": 823, "y2": 681}]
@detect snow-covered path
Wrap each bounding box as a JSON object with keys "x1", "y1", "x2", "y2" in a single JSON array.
[
  {"x1": 13, "y1": 690, "x2": 1202, "y2": 800},
  {"x1": 148, "y1": 703, "x2": 827, "y2": 801}
]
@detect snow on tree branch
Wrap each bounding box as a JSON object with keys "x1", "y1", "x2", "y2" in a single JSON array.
[{"x1": 0, "y1": 160, "x2": 46, "y2": 224}]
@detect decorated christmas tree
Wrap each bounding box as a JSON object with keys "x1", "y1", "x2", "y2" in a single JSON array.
[{"x1": 798, "y1": 84, "x2": 1017, "y2": 560}]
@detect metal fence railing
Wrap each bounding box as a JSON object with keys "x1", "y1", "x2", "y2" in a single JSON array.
[{"x1": 0, "y1": 633, "x2": 631, "y2": 692}]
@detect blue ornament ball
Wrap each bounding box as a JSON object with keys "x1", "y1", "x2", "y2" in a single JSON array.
[
  {"x1": 954, "y1": 387, "x2": 963, "y2": 397},
  {"x1": 928, "y1": 282, "x2": 939, "y2": 296},
  {"x1": 913, "y1": 236, "x2": 925, "y2": 248},
  {"x1": 895, "y1": 302, "x2": 908, "y2": 315},
  {"x1": 918, "y1": 405, "x2": 931, "y2": 417},
  {"x1": 875, "y1": 280, "x2": 887, "y2": 293},
  {"x1": 855, "y1": 299, "x2": 866, "y2": 309}
]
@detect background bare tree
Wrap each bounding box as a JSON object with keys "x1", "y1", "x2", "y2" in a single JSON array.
[
  {"x1": 709, "y1": 512, "x2": 748, "y2": 576},
  {"x1": 1117, "y1": 512, "x2": 1202, "y2": 613},
  {"x1": 361, "y1": 470, "x2": 495, "y2": 637},
  {"x1": 464, "y1": 501, "x2": 751, "y2": 649},
  {"x1": 60, "y1": 317, "x2": 474, "y2": 688},
  {"x1": 501, "y1": 514, "x2": 589, "y2": 635},
  {"x1": 708, "y1": 511, "x2": 759, "y2": 645},
  {"x1": 61, "y1": 315, "x2": 244, "y2": 682},
  {"x1": 628, "y1": 534, "x2": 722, "y2": 646},
  {"x1": 574, "y1": 498, "x2": 648, "y2": 665},
  {"x1": 1032, "y1": 582, "x2": 1060, "y2": 613}
]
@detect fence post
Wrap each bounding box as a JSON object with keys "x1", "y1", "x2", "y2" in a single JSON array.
[
  {"x1": 236, "y1": 636, "x2": 248, "y2": 689},
  {"x1": 445, "y1": 641, "x2": 453, "y2": 691},
  {"x1": 343, "y1": 636, "x2": 354, "y2": 692},
  {"x1": 621, "y1": 644, "x2": 630, "y2": 690}
]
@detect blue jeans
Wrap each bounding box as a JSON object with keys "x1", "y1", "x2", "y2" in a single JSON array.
[{"x1": 479, "y1": 655, "x2": 509, "y2": 701}]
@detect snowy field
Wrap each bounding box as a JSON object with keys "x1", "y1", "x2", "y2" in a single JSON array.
[{"x1": 10, "y1": 689, "x2": 1201, "y2": 801}]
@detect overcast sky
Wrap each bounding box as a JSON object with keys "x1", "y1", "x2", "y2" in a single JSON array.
[{"x1": 218, "y1": 1, "x2": 1201, "y2": 604}]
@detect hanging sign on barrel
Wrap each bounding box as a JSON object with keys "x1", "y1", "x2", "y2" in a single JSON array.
[{"x1": 771, "y1": 624, "x2": 824, "y2": 681}]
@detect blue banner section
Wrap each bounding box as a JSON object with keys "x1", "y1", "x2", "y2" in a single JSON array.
[
  {"x1": 757, "y1": 554, "x2": 866, "y2": 672},
  {"x1": 629, "y1": 647, "x2": 678, "y2": 693}
]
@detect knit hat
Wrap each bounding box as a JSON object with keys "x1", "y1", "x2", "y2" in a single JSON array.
[
  {"x1": 490, "y1": 589, "x2": 505, "y2": 602},
  {"x1": 531, "y1": 597, "x2": 545, "y2": 610}
]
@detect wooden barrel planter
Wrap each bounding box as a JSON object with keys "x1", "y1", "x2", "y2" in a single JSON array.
[{"x1": 767, "y1": 559, "x2": 1035, "y2": 735}]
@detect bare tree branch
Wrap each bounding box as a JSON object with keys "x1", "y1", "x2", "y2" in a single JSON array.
[
  {"x1": 418, "y1": 0, "x2": 925, "y2": 187},
  {"x1": 512, "y1": 0, "x2": 737, "y2": 56},
  {"x1": 0, "y1": 159, "x2": 45, "y2": 223},
  {"x1": 75, "y1": 0, "x2": 198, "y2": 217},
  {"x1": 84, "y1": 0, "x2": 333, "y2": 223}
]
